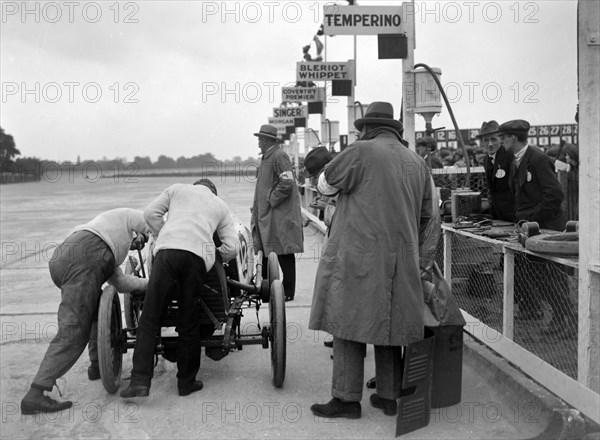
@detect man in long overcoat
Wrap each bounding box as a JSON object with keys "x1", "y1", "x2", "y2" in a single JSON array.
[
  {"x1": 251, "y1": 124, "x2": 304, "y2": 301},
  {"x1": 309, "y1": 102, "x2": 433, "y2": 419}
]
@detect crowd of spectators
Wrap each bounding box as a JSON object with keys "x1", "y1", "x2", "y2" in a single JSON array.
[{"x1": 423, "y1": 140, "x2": 578, "y2": 222}]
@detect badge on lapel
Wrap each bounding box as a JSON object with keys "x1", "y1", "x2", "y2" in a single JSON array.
[
  {"x1": 495, "y1": 168, "x2": 506, "y2": 178},
  {"x1": 526, "y1": 171, "x2": 532, "y2": 182}
]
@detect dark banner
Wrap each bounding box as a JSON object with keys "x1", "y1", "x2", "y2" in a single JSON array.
[{"x1": 416, "y1": 124, "x2": 579, "y2": 149}]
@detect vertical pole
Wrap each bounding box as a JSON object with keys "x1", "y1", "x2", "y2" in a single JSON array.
[
  {"x1": 348, "y1": 31, "x2": 358, "y2": 145},
  {"x1": 401, "y1": 1, "x2": 416, "y2": 152},
  {"x1": 291, "y1": 133, "x2": 299, "y2": 179},
  {"x1": 443, "y1": 229, "x2": 452, "y2": 287},
  {"x1": 577, "y1": 0, "x2": 600, "y2": 393},
  {"x1": 503, "y1": 248, "x2": 515, "y2": 340},
  {"x1": 321, "y1": 35, "x2": 327, "y2": 152}
]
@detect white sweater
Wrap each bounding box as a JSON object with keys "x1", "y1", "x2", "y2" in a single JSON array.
[
  {"x1": 72, "y1": 208, "x2": 151, "y2": 292},
  {"x1": 144, "y1": 184, "x2": 237, "y2": 271}
]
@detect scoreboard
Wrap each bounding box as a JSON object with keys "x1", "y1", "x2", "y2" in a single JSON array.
[{"x1": 416, "y1": 124, "x2": 579, "y2": 149}]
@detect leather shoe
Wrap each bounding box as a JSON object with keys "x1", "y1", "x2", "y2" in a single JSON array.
[
  {"x1": 285, "y1": 296, "x2": 294, "y2": 302},
  {"x1": 310, "y1": 398, "x2": 361, "y2": 419},
  {"x1": 21, "y1": 395, "x2": 73, "y2": 415},
  {"x1": 179, "y1": 380, "x2": 203, "y2": 397},
  {"x1": 120, "y1": 384, "x2": 150, "y2": 398},
  {"x1": 366, "y1": 377, "x2": 376, "y2": 389},
  {"x1": 88, "y1": 363, "x2": 101, "y2": 381},
  {"x1": 323, "y1": 340, "x2": 333, "y2": 348},
  {"x1": 370, "y1": 393, "x2": 397, "y2": 416}
]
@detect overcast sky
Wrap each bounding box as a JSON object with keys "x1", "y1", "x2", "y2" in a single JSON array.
[{"x1": 1, "y1": 0, "x2": 578, "y2": 162}]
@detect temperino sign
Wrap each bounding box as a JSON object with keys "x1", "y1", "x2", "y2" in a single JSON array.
[
  {"x1": 296, "y1": 61, "x2": 354, "y2": 81},
  {"x1": 323, "y1": 5, "x2": 404, "y2": 35},
  {"x1": 272, "y1": 106, "x2": 307, "y2": 118},
  {"x1": 281, "y1": 87, "x2": 325, "y2": 103}
]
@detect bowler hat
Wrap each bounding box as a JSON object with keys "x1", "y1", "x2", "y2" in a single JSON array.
[
  {"x1": 354, "y1": 101, "x2": 403, "y2": 132},
  {"x1": 304, "y1": 147, "x2": 332, "y2": 177},
  {"x1": 476, "y1": 120, "x2": 500, "y2": 138},
  {"x1": 253, "y1": 124, "x2": 279, "y2": 140},
  {"x1": 498, "y1": 120, "x2": 530, "y2": 136}
]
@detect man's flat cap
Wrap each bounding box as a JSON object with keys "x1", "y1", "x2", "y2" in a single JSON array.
[{"x1": 498, "y1": 119, "x2": 531, "y2": 136}]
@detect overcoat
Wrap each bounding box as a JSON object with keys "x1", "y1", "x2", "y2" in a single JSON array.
[
  {"x1": 484, "y1": 146, "x2": 515, "y2": 222},
  {"x1": 308, "y1": 132, "x2": 433, "y2": 346},
  {"x1": 510, "y1": 146, "x2": 565, "y2": 231},
  {"x1": 251, "y1": 146, "x2": 304, "y2": 255}
]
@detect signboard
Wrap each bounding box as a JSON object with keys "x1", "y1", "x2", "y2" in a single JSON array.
[
  {"x1": 281, "y1": 87, "x2": 325, "y2": 103},
  {"x1": 296, "y1": 61, "x2": 354, "y2": 82},
  {"x1": 268, "y1": 117, "x2": 294, "y2": 126},
  {"x1": 272, "y1": 106, "x2": 307, "y2": 119},
  {"x1": 416, "y1": 124, "x2": 579, "y2": 150},
  {"x1": 323, "y1": 5, "x2": 404, "y2": 35}
]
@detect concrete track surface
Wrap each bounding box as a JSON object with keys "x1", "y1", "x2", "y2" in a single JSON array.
[{"x1": 0, "y1": 177, "x2": 568, "y2": 439}]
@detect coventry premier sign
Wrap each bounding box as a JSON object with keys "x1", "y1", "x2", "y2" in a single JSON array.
[
  {"x1": 322, "y1": 5, "x2": 405, "y2": 35},
  {"x1": 281, "y1": 87, "x2": 325, "y2": 103}
]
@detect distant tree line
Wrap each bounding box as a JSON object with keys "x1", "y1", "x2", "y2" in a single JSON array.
[{"x1": 0, "y1": 126, "x2": 258, "y2": 184}]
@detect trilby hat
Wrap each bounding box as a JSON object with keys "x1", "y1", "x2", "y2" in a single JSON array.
[
  {"x1": 253, "y1": 124, "x2": 279, "y2": 140},
  {"x1": 354, "y1": 101, "x2": 403, "y2": 132},
  {"x1": 476, "y1": 120, "x2": 500, "y2": 138}
]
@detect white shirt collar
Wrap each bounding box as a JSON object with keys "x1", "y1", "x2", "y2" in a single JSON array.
[{"x1": 514, "y1": 144, "x2": 528, "y2": 164}]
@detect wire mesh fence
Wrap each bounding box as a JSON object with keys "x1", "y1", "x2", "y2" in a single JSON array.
[
  {"x1": 512, "y1": 253, "x2": 578, "y2": 377},
  {"x1": 431, "y1": 168, "x2": 489, "y2": 201},
  {"x1": 435, "y1": 231, "x2": 579, "y2": 379}
]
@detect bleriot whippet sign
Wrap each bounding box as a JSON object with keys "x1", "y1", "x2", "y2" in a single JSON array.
[{"x1": 296, "y1": 61, "x2": 354, "y2": 82}]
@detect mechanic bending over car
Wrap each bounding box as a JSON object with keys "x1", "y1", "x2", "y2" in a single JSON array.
[
  {"x1": 120, "y1": 178, "x2": 238, "y2": 399},
  {"x1": 21, "y1": 208, "x2": 151, "y2": 415}
]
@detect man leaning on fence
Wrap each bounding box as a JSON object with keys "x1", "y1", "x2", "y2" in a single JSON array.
[
  {"x1": 21, "y1": 209, "x2": 150, "y2": 415},
  {"x1": 499, "y1": 120, "x2": 575, "y2": 336},
  {"x1": 309, "y1": 102, "x2": 433, "y2": 419}
]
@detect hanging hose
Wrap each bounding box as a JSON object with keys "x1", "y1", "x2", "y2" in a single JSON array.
[{"x1": 414, "y1": 63, "x2": 471, "y2": 188}]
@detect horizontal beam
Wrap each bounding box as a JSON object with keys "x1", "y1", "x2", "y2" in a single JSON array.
[{"x1": 462, "y1": 310, "x2": 600, "y2": 424}]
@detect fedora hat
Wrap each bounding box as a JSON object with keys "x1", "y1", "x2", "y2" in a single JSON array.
[
  {"x1": 476, "y1": 120, "x2": 500, "y2": 139},
  {"x1": 253, "y1": 124, "x2": 279, "y2": 140},
  {"x1": 354, "y1": 101, "x2": 403, "y2": 132},
  {"x1": 304, "y1": 146, "x2": 332, "y2": 177}
]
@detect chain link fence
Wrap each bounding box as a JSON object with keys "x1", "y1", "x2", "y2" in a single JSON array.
[
  {"x1": 431, "y1": 167, "x2": 488, "y2": 201},
  {"x1": 435, "y1": 231, "x2": 579, "y2": 379}
]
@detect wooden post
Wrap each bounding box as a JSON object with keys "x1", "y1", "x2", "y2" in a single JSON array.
[
  {"x1": 443, "y1": 229, "x2": 452, "y2": 287},
  {"x1": 503, "y1": 248, "x2": 515, "y2": 340},
  {"x1": 401, "y1": 2, "x2": 416, "y2": 152},
  {"x1": 577, "y1": 0, "x2": 600, "y2": 393}
]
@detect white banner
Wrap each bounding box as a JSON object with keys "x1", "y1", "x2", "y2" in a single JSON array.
[
  {"x1": 296, "y1": 61, "x2": 354, "y2": 82},
  {"x1": 323, "y1": 5, "x2": 404, "y2": 35},
  {"x1": 281, "y1": 87, "x2": 325, "y2": 103},
  {"x1": 272, "y1": 106, "x2": 307, "y2": 118}
]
